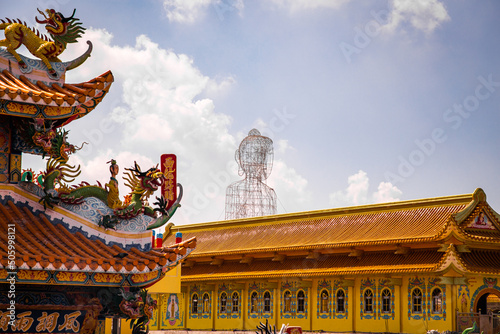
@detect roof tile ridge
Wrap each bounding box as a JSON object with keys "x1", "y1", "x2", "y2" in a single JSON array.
[
  {"x1": 130, "y1": 247, "x2": 158, "y2": 262},
  {"x1": 74, "y1": 231, "x2": 114, "y2": 258},
  {"x1": 39, "y1": 214, "x2": 94, "y2": 259},
  {"x1": 19, "y1": 75, "x2": 43, "y2": 92},
  {"x1": 2, "y1": 70, "x2": 32, "y2": 91},
  {"x1": 92, "y1": 238, "x2": 118, "y2": 258},
  {"x1": 181, "y1": 265, "x2": 437, "y2": 282},
  {"x1": 451, "y1": 188, "x2": 486, "y2": 224},
  {"x1": 6, "y1": 201, "x2": 53, "y2": 256},
  {"x1": 458, "y1": 229, "x2": 500, "y2": 243},
  {"x1": 57, "y1": 223, "x2": 104, "y2": 260},
  {"x1": 0, "y1": 72, "x2": 23, "y2": 91},
  {"x1": 0, "y1": 206, "x2": 34, "y2": 256},
  {"x1": 434, "y1": 243, "x2": 468, "y2": 273},
  {"x1": 110, "y1": 244, "x2": 141, "y2": 268},
  {"x1": 0, "y1": 73, "x2": 29, "y2": 94},
  {"x1": 187, "y1": 235, "x2": 439, "y2": 258},
  {"x1": 22, "y1": 206, "x2": 67, "y2": 257},
  {"x1": 177, "y1": 193, "x2": 474, "y2": 232},
  {"x1": 72, "y1": 230, "x2": 113, "y2": 259},
  {"x1": 36, "y1": 81, "x2": 66, "y2": 97},
  {"x1": 433, "y1": 214, "x2": 459, "y2": 242}
]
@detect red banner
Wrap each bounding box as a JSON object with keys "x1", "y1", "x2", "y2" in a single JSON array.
[{"x1": 160, "y1": 154, "x2": 177, "y2": 212}]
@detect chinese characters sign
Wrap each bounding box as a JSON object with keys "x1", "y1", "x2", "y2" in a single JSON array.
[
  {"x1": 161, "y1": 154, "x2": 177, "y2": 212},
  {"x1": 0, "y1": 309, "x2": 85, "y2": 333}
]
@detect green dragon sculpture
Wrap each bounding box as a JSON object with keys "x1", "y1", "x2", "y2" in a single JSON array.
[
  {"x1": 38, "y1": 158, "x2": 181, "y2": 230},
  {"x1": 462, "y1": 321, "x2": 480, "y2": 334}
]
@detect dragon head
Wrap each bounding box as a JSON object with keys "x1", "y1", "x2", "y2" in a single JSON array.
[
  {"x1": 36, "y1": 8, "x2": 85, "y2": 46},
  {"x1": 124, "y1": 162, "x2": 165, "y2": 201}
]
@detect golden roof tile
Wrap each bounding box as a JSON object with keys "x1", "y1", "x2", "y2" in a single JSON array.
[
  {"x1": 181, "y1": 249, "x2": 443, "y2": 282},
  {"x1": 167, "y1": 192, "x2": 478, "y2": 257}
]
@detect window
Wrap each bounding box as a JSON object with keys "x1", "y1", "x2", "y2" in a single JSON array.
[
  {"x1": 251, "y1": 291, "x2": 258, "y2": 313},
  {"x1": 364, "y1": 289, "x2": 373, "y2": 313},
  {"x1": 203, "y1": 293, "x2": 210, "y2": 313},
  {"x1": 284, "y1": 291, "x2": 292, "y2": 313},
  {"x1": 432, "y1": 288, "x2": 442, "y2": 313},
  {"x1": 220, "y1": 292, "x2": 227, "y2": 313},
  {"x1": 264, "y1": 291, "x2": 271, "y2": 313},
  {"x1": 192, "y1": 293, "x2": 198, "y2": 314},
  {"x1": 297, "y1": 290, "x2": 305, "y2": 313},
  {"x1": 232, "y1": 292, "x2": 239, "y2": 313},
  {"x1": 337, "y1": 290, "x2": 345, "y2": 313},
  {"x1": 381, "y1": 289, "x2": 391, "y2": 313},
  {"x1": 412, "y1": 288, "x2": 422, "y2": 313},
  {"x1": 320, "y1": 290, "x2": 329, "y2": 313}
]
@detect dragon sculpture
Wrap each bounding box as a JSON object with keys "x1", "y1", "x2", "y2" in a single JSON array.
[
  {"x1": 97, "y1": 288, "x2": 156, "y2": 334},
  {"x1": 27, "y1": 119, "x2": 85, "y2": 162},
  {"x1": 0, "y1": 8, "x2": 85, "y2": 76},
  {"x1": 38, "y1": 157, "x2": 182, "y2": 230}
]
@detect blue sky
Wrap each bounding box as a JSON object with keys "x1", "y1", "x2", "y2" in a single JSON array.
[{"x1": 5, "y1": 0, "x2": 500, "y2": 226}]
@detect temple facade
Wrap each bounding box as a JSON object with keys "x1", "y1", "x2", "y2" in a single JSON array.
[
  {"x1": 0, "y1": 8, "x2": 192, "y2": 334},
  {"x1": 162, "y1": 188, "x2": 500, "y2": 334}
]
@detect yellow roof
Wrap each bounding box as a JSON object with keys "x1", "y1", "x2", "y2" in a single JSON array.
[
  {"x1": 180, "y1": 245, "x2": 500, "y2": 282},
  {"x1": 167, "y1": 189, "x2": 500, "y2": 257}
]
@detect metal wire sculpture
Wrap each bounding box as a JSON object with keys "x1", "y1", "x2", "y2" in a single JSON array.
[{"x1": 225, "y1": 129, "x2": 277, "y2": 219}]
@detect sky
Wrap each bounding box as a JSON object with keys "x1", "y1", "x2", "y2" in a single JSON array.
[{"x1": 4, "y1": 0, "x2": 500, "y2": 228}]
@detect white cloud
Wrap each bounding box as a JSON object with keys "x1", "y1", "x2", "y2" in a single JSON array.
[
  {"x1": 204, "y1": 75, "x2": 237, "y2": 97},
  {"x1": 382, "y1": 0, "x2": 450, "y2": 34},
  {"x1": 268, "y1": 0, "x2": 349, "y2": 13},
  {"x1": 60, "y1": 27, "x2": 313, "y2": 224},
  {"x1": 163, "y1": 0, "x2": 244, "y2": 23},
  {"x1": 267, "y1": 160, "x2": 312, "y2": 211},
  {"x1": 373, "y1": 181, "x2": 403, "y2": 203},
  {"x1": 265, "y1": 0, "x2": 449, "y2": 35},
  {"x1": 329, "y1": 170, "x2": 402, "y2": 207}
]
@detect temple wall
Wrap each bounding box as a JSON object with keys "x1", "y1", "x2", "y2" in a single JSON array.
[{"x1": 147, "y1": 274, "x2": 500, "y2": 334}]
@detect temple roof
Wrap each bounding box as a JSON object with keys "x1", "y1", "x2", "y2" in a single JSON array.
[
  {"x1": 165, "y1": 189, "x2": 500, "y2": 281},
  {"x1": 0, "y1": 69, "x2": 113, "y2": 125},
  {"x1": 166, "y1": 189, "x2": 500, "y2": 258},
  {"x1": 181, "y1": 249, "x2": 443, "y2": 281},
  {"x1": 180, "y1": 247, "x2": 500, "y2": 282},
  {"x1": 0, "y1": 184, "x2": 196, "y2": 287}
]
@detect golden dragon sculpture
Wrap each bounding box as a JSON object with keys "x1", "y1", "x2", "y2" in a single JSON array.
[{"x1": 0, "y1": 8, "x2": 85, "y2": 77}]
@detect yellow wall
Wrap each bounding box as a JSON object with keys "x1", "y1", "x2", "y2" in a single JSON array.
[
  {"x1": 148, "y1": 266, "x2": 181, "y2": 293},
  {"x1": 179, "y1": 274, "x2": 500, "y2": 333}
]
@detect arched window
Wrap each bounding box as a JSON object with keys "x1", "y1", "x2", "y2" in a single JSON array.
[
  {"x1": 381, "y1": 289, "x2": 391, "y2": 313},
  {"x1": 337, "y1": 290, "x2": 345, "y2": 313},
  {"x1": 284, "y1": 291, "x2": 292, "y2": 313},
  {"x1": 297, "y1": 290, "x2": 305, "y2": 313},
  {"x1": 203, "y1": 293, "x2": 210, "y2": 313},
  {"x1": 364, "y1": 289, "x2": 373, "y2": 313},
  {"x1": 232, "y1": 292, "x2": 239, "y2": 313},
  {"x1": 264, "y1": 291, "x2": 271, "y2": 313},
  {"x1": 412, "y1": 288, "x2": 423, "y2": 313},
  {"x1": 192, "y1": 293, "x2": 199, "y2": 314},
  {"x1": 251, "y1": 291, "x2": 258, "y2": 313},
  {"x1": 320, "y1": 290, "x2": 329, "y2": 313},
  {"x1": 220, "y1": 292, "x2": 227, "y2": 313},
  {"x1": 432, "y1": 288, "x2": 442, "y2": 313}
]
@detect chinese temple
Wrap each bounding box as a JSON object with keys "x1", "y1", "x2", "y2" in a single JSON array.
[
  {"x1": 165, "y1": 188, "x2": 500, "y2": 334},
  {"x1": 0, "y1": 8, "x2": 195, "y2": 334}
]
